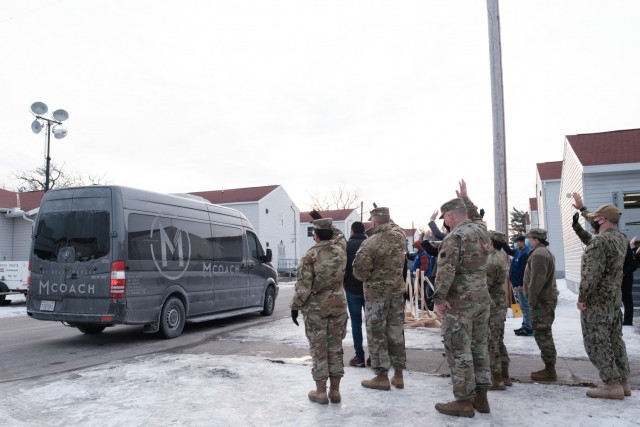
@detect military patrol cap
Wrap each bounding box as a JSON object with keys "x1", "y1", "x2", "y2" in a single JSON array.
[
  {"x1": 586, "y1": 204, "x2": 621, "y2": 220},
  {"x1": 368, "y1": 207, "x2": 390, "y2": 220},
  {"x1": 313, "y1": 218, "x2": 333, "y2": 230},
  {"x1": 527, "y1": 228, "x2": 547, "y2": 241},
  {"x1": 439, "y1": 198, "x2": 465, "y2": 219},
  {"x1": 490, "y1": 231, "x2": 506, "y2": 244}
]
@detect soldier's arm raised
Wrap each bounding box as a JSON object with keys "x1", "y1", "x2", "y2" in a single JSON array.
[{"x1": 572, "y1": 212, "x2": 592, "y2": 245}]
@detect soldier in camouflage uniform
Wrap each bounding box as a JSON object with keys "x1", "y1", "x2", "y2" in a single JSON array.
[
  {"x1": 433, "y1": 180, "x2": 491, "y2": 418},
  {"x1": 352, "y1": 207, "x2": 407, "y2": 391},
  {"x1": 290, "y1": 218, "x2": 348, "y2": 404},
  {"x1": 523, "y1": 228, "x2": 559, "y2": 382},
  {"x1": 486, "y1": 231, "x2": 510, "y2": 390},
  {"x1": 571, "y1": 198, "x2": 631, "y2": 399}
]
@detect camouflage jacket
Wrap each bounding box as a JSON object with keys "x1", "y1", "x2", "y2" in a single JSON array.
[
  {"x1": 486, "y1": 248, "x2": 508, "y2": 310},
  {"x1": 523, "y1": 245, "x2": 558, "y2": 308},
  {"x1": 433, "y1": 196, "x2": 491, "y2": 305},
  {"x1": 290, "y1": 237, "x2": 347, "y2": 315},
  {"x1": 352, "y1": 222, "x2": 406, "y2": 301},
  {"x1": 579, "y1": 228, "x2": 627, "y2": 309},
  {"x1": 572, "y1": 210, "x2": 593, "y2": 245}
]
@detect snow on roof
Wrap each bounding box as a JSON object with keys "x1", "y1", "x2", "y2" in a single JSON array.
[{"x1": 566, "y1": 128, "x2": 640, "y2": 166}]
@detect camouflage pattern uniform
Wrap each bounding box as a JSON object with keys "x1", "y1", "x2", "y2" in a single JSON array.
[
  {"x1": 578, "y1": 210, "x2": 630, "y2": 385},
  {"x1": 433, "y1": 196, "x2": 491, "y2": 400},
  {"x1": 523, "y1": 229, "x2": 559, "y2": 366},
  {"x1": 291, "y1": 219, "x2": 348, "y2": 381},
  {"x1": 486, "y1": 233, "x2": 510, "y2": 376},
  {"x1": 352, "y1": 210, "x2": 407, "y2": 376}
]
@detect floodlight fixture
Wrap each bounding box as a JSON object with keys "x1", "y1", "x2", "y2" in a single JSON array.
[{"x1": 29, "y1": 101, "x2": 69, "y2": 191}]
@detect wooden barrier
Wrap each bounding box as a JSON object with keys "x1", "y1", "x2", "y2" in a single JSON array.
[{"x1": 404, "y1": 270, "x2": 441, "y2": 328}]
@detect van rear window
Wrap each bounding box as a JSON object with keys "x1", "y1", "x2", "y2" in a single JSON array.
[{"x1": 33, "y1": 211, "x2": 111, "y2": 262}]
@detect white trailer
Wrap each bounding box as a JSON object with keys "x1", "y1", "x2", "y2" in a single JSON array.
[{"x1": 0, "y1": 261, "x2": 29, "y2": 304}]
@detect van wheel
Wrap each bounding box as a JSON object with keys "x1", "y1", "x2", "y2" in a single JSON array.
[
  {"x1": 77, "y1": 325, "x2": 106, "y2": 335},
  {"x1": 260, "y1": 287, "x2": 275, "y2": 316},
  {"x1": 0, "y1": 282, "x2": 8, "y2": 305},
  {"x1": 160, "y1": 297, "x2": 185, "y2": 339}
]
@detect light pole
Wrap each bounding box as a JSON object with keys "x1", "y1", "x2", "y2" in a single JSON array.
[{"x1": 29, "y1": 102, "x2": 69, "y2": 192}]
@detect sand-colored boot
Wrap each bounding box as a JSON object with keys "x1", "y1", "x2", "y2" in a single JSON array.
[
  {"x1": 434, "y1": 399, "x2": 475, "y2": 418},
  {"x1": 391, "y1": 368, "x2": 404, "y2": 389},
  {"x1": 490, "y1": 372, "x2": 506, "y2": 390},
  {"x1": 328, "y1": 376, "x2": 341, "y2": 403},
  {"x1": 361, "y1": 373, "x2": 391, "y2": 391},
  {"x1": 308, "y1": 380, "x2": 329, "y2": 404},
  {"x1": 621, "y1": 379, "x2": 631, "y2": 397},
  {"x1": 530, "y1": 363, "x2": 557, "y2": 381},
  {"x1": 501, "y1": 366, "x2": 512, "y2": 386},
  {"x1": 586, "y1": 382, "x2": 625, "y2": 400},
  {"x1": 472, "y1": 389, "x2": 490, "y2": 414}
]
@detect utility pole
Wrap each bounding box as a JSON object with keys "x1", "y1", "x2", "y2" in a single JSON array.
[{"x1": 486, "y1": 0, "x2": 509, "y2": 235}]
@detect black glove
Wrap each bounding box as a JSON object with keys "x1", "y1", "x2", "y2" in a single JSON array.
[
  {"x1": 291, "y1": 309, "x2": 299, "y2": 326},
  {"x1": 501, "y1": 241, "x2": 511, "y2": 252},
  {"x1": 479, "y1": 208, "x2": 485, "y2": 219},
  {"x1": 572, "y1": 212, "x2": 579, "y2": 226},
  {"x1": 309, "y1": 210, "x2": 322, "y2": 220}
]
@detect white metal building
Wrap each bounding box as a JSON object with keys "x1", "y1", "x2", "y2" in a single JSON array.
[{"x1": 536, "y1": 161, "x2": 566, "y2": 278}]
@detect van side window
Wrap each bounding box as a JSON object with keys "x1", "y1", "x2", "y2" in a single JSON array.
[
  {"x1": 211, "y1": 225, "x2": 243, "y2": 262},
  {"x1": 33, "y1": 211, "x2": 110, "y2": 262},
  {"x1": 246, "y1": 231, "x2": 264, "y2": 260},
  {"x1": 128, "y1": 214, "x2": 214, "y2": 261}
]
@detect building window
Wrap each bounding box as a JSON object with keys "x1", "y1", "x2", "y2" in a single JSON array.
[
  {"x1": 280, "y1": 212, "x2": 284, "y2": 227},
  {"x1": 307, "y1": 226, "x2": 314, "y2": 237},
  {"x1": 623, "y1": 192, "x2": 640, "y2": 209}
]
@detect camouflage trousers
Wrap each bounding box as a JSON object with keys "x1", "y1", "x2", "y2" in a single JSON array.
[
  {"x1": 441, "y1": 296, "x2": 491, "y2": 400},
  {"x1": 581, "y1": 306, "x2": 630, "y2": 384},
  {"x1": 531, "y1": 300, "x2": 557, "y2": 365},
  {"x1": 303, "y1": 311, "x2": 348, "y2": 381},
  {"x1": 488, "y1": 306, "x2": 510, "y2": 375},
  {"x1": 364, "y1": 296, "x2": 406, "y2": 375}
]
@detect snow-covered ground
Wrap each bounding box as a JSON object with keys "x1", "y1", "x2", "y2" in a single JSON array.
[{"x1": 0, "y1": 281, "x2": 638, "y2": 427}]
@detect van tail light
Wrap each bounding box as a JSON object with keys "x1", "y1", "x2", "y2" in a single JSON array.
[{"x1": 110, "y1": 260, "x2": 126, "y2": 298}]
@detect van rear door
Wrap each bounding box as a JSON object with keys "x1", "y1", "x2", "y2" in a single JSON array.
[{"x1": 28, "y1": 188, "x2": 113, "y2": 318}]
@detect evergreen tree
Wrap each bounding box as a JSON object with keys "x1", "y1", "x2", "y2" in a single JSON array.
[{"x1": 509, "y1": 207, "x2": 527, "y2": 239}]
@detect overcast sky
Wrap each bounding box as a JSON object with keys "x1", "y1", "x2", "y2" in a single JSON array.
[{"x1": 1, "y1": 1, "x2": 639, "y2": 230}]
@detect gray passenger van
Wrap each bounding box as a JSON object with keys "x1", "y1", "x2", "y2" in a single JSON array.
[{"x1": 26, "y1": 185, "x2": 278, "y2": 338}]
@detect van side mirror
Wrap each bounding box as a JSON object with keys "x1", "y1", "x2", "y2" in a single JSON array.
[{"x1": 261, "y1": 248, "x2": 272, "y2": 263}]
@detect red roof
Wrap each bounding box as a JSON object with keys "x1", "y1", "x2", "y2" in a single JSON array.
[
  {"x1": 566, "y1": 128, "x2": 640, "y2": 166},
  {"x1": 529, "y1": 197, "x2": 538, "y2": 211},
  {"x1": 300, "y1": 209, "x2": 356, "y2": 222},
  {"x1": 537, "y1": 161, "x2": 562, "y2": 180},
  {"x1": 190, "y1": 185, "x2": 280, "y2": 204},
  {"x1": 0, "y1": 189, "x2": 44, "y2": 212}
]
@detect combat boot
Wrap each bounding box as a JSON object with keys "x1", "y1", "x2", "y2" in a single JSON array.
[
  {"x1": 621, "y1": 379, "x2": 632, "y2": 397},
  {"x1": 328, "y1": 376, "x2": 341, "y2": 403},
  {"x1": 361, "y1": 373, "x2": 391, "y2": 391},
  {"x1": 586, "y1": 382, "x2": 625, "y2": 400},
  {"x1": 472, "y1": 389, "x2": 490, "y2": 413},
  {"x1": 391, "y1": 368, "x2": 404, "y2": 389},
  {"x1": 308, "y1": 380, "x2": 329, "y2": 404},
  {"x1": 501, "y1": 366, "x2": 512, "y2": 386},
  {"x1": 489, "y1": 372, "x2": 506, "y2": 390},
  {"x1": 434, "y1": 399, "x2": 475, "y2": 418},
  {"x1": 530, "y1": 363, "x2": 557, "y2": 381}
]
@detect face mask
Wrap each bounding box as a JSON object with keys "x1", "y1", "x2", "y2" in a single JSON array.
[
  {"x1": 443, "y1": 222, "x2": 451, "y2": 232},
  {"x1": 591, "y1": 218, "x2": 602, "y2": 233},
  {"x1": 524, "y1": 239, "x2": 531, "y2": 248}
]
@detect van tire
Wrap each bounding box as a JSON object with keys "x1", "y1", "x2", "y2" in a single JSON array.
[
  {"x1": 160, "y1": 297, "x2": 185, "y2": 339},
  {"x1": 77, "y1": 325, "x2": 106, "y2": 335},
  {"x1": 0, "y1": 281, "x2": 8, "y2": 305},
  {"x1": 260, "y1": 287, "x2": 275, "y2": 316}
]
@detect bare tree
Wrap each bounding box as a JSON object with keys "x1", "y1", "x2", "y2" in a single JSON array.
[
  {"x1": 309, "y1": 186, "x2": 360, "y2": 211},
  {"x1": 12, "y1": 163, "x2": 107, "y2": 192}
]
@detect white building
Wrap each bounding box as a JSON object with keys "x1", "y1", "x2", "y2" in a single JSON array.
[
  {"x1": 536, "y1": 161, "x2": 566, "y2": 278},
  {"x1": 298, "y1": 209, "x2": 361, "y2": 257},
  {"x1": 559, "y1": 128, "x2": 640, "y2": 299},
  {"x1": 190, "y1": 185, "x2": 300, "y2": 272},
  {"x1": 528, "y1": 197, "x2": 539, "y2": 230},
  {"x1": 0, "y1": 189, "x2": 43, "y2": 262}
]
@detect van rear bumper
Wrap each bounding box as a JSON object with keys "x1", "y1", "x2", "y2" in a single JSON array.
[{"x1": 27, "y1": 309, "x2": 128, "y2": 325}]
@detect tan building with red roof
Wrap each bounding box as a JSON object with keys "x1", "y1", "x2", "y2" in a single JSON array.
[{"x1": 559, "y1": 128, "x2": 640, "y2": 297}]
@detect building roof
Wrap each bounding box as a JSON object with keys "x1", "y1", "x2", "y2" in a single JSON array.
[
  {"x1": 537, "y1": 161, "x2": 563, "y2": 180},
  {"x1": 529, "y1": 197, "x2": 538, "y2": 211},
  {"x1": 0, "y1": 189, "x2": 44, "y2": 212},
  {"x1": 566, "y1": 128, "x2": 640, "y2": 166},
  {"x1": 300, "y1": 209, "x2": 356, "y2": 223},
  {"x1": 190, "y1": 185, "x2": 280, "y2": 204}
]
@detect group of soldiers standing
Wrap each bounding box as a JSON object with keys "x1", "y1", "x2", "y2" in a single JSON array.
[{"x1": 289, "y1": 179, "x2": 632, "y2": 417}]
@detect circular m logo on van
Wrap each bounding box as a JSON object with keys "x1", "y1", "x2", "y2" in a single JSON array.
[{"x1": 149, "y1": 218, "x2": 192, "y2": 280}]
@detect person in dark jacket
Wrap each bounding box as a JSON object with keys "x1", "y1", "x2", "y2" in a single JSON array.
[
  {"x1": 622, "y1": 239, "x2": 638, "y2": 326},
  {"x1": 502, "y1": 235, "x2": 532, "y2": 336},
  {"x1": 344, "y1": 221, "x2": 368, "y2": 367}
]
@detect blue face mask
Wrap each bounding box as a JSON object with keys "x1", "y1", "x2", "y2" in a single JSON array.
[{"x1": 524, "y1": 239, "x2": 531, "y2": 248}]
